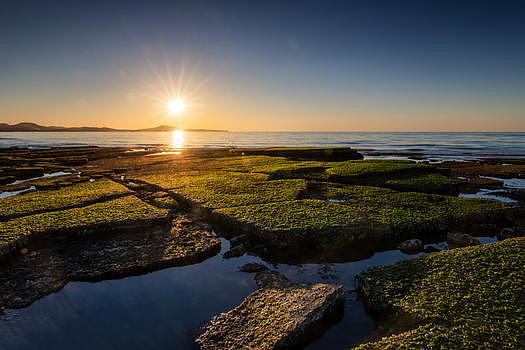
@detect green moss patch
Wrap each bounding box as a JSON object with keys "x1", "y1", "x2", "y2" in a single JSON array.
[
  {"x1": 215, "y1": 199, "x2": 366, "y2": 242},
  {"x1": 355, "y1": 238, "x2": 525, "y2": 349},
  {"x1": 0, "y1": 196, "x2": 169, "y2": 258},
  {"x1": 139, "y1": 171, "x2": 306, "y2": 209},
  {"x1": 209, "y1": 155, "x2": 331, "y2": 174},
  {"x1": 323, "y1": 183, "x2": 507, "y2": 228},
  {"x1": 384, "y1": 173, "x2": 459, "y2": 194},
  {"x1": 213, "y1": 185, "x2": 508, "y2": 250},
  {"x1": 0, "y1": 179, "x2": 131, "y2": 220}
]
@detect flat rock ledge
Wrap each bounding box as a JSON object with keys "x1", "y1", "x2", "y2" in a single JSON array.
[
  {"x1": 0, "y1": 215, "x2": 220, "y2": 311},
  {"x1": 196, "y1": 271, "x2": 344, "y2": 349}
]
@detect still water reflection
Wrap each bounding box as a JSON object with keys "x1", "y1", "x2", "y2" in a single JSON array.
[
  {"x1": 0, "y1": 237, "x2": 428, "y2": 350},
  {"x1": 172, "y1": 130, "x2": 184, "y2": 149}
]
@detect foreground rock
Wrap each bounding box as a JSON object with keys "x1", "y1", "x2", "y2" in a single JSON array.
[
  {"x1": 355, "y1": 238, "x2": 525, "y2": 349},
  {"x1": 397, "y1": 239, "x2": 423, "y2": 254},
  {"x1": 0, "y1": 215, "x2": 220, "y2": 310},
  {"x1": 196, "y1": 271, "x2": 344, "y2": 349}
]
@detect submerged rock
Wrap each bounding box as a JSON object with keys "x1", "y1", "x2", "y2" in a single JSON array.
[
  {"x1": 196, "y1": 271, "x2": 344, "y2": 349},
  {"x1": 222, "y1": 243, "x2": 247, "y2": 258},
  {"x1": 239, "y1": 262, "x2": 268, "y2": 273},
  {"x1": 423, "y1": 245, "x2": 441, "y2": 253},
  {"x1": 446, "y1": 232, "x2": 480, "y2": 247},
  {"x1": 230, "y1": 234, "x2": 249, "y2": 247},
  {"x1": 397, "y1": 239, "x2": 424, "y2": 254},
  {"x1": 497, "y1": 227, "x2": 521, "y2": 241}
]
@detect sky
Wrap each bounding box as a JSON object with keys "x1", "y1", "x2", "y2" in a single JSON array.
[{"x1": 1, "y1": 0, "x2": 524, "y2": 131}]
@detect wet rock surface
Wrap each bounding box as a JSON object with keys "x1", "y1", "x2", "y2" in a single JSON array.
[
  {"x1": 239, "y1": 262, "x2": 268, "y2": 273},
  {"x1": 0, "y1": 215, "x2": 220, "y2": 311},
  {"x1": 397, "y1": 239, "x2": 424, "y2": 254},
  {"x1": 497, "y1": 227, "x2": 523, "y2": 240},
  {"x1": 446, "y1": 232, "x2": 480, "y2": 247},
  {"x1": 196, "y1": 271, "x2": 344, "y2": 349}
]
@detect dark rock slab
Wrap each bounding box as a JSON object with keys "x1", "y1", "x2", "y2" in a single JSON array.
[
  {"x1": 239, "y1": 262, "x2": 268, "y2": 273},
  {"x1": 196, "y1": 271, "x2": 344, "y2": 349},
  {"x1": 446, "y1": 232, "x2": 480, "y2": 248},
  {"x1": 230, "y1": 147, "x2": 363, "y2": 161},
  {"x1": 0, "y1": 215, "x2": 220, "y2": 311}
]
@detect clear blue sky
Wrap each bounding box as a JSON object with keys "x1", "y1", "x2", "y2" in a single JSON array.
[{"x1": 1, "y1": 0, "x2": 524, "y2": 131}]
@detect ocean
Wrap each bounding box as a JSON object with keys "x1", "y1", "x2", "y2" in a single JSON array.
[{"x1": 1, "y1": 131, "x2": 525, "y2": 160}]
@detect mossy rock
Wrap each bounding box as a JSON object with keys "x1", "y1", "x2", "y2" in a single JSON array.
[
  {"x1": 384, "y1": 173, "x2": 460, "y2": 195},
  {"x1": 0, "y1": 179, "x2": 131, "y2": 220},
  {"x1": 326, "y1": 160, "x2": 441, "y2": 184},
  {"x1": 229, "y1": 147, "x2": 363, "y2": 161},
  {"x1": 355, "y1": 238, "x2": 525, "y2": 349},
  {"x1": 196, "y1": 271, "x2": 344, "y2": 349},
  {"x1": 212, "y1": 186, "x2": 510, "y2": 254},
  {"x1": 139, "y1": 171, "x2": 307, "y2": 209},
  {"x1": 0, "y1": 196, "x2": 169, "y2": 259}
]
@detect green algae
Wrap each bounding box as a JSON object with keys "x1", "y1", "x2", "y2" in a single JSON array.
[
  {"x1": 213, "y1": 184, "x2": 508, "y2": 249},
  {"x1": 0, "y1": 196, "x2": 168, "y2": 255},
  {"x1": 208, "y1": 156, "x2": 332, "y2": 174},
  {"x1": 140, "y1": 171, "x2": 306, "y2": 209},
  {"x1": 355, "y1": 238, "x2": 525, "y2": 349},
  {"x1": 0, "y1": 179, "x2": 130, "y2": 219},
  {"x1": 136, "y1": 155, "x2": 332, "y2": 178},
  {"x1": 323, "y1": 183, "x2": 507, "y2": 227},
  {"x1": 216, "y1": 199, "x2": 365, "y2": 235},
  {"x1": 384, "y1": 173, "x2": 459, "y2": 194},
  {"x1": 326, "y1": 159, "x2": 433, "y2": 179}
]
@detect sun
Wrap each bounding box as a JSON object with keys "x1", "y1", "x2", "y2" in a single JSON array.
[{"x1": 168, "y1": 99, "x2": 185, "y2": 114}]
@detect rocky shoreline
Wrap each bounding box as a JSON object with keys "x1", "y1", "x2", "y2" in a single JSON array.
[{"x1": 0, "y1": 145, "x2": 524, "y2": 349}]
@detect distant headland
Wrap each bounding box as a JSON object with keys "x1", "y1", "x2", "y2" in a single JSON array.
[{"x1": 0, "y1": 122, "x2": 227, "y2": 132}]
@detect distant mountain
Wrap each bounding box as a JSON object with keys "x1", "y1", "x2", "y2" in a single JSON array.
[{"x1": 0, "y1": 123, "x2": 227, "y2": 132}]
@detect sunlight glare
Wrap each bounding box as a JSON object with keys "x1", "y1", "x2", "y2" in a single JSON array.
[
  {"x1": 172, "y1": 129, "x2": 184, "y2": 148},
  {"x1": 168, "y1": 99, "x2": 185, "y2": 114}
]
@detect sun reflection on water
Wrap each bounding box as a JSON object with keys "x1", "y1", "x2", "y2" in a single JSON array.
[{"x1": 172, "y1": 130, "x2": 184, "y2": 149}]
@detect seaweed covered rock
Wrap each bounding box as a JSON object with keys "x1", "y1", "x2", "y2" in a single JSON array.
[
  {"x1": 0, "y1": 179, "x2": 131, "y2": 220},
  {"x1": 326, "y1": 159, "x2": 439, "y2": 183},
  {"x1": 355, "y1": 238, "x2": 525, "y2": 349},
  {"x1": 0, "y1": 196, "x2": 169, "y2": 259},
  {"x1": 229, "y1": 147, "x2": 363, "y2": 161},
  {"x1": 139, "y1": 171, "x2": 307, "y2": 210},
  {"x1": 196, "y1": 271, "x2": 344, "y2": 349},
  {"x1": 213, "y1": 184, "x2": 510, "y2": 255}
]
